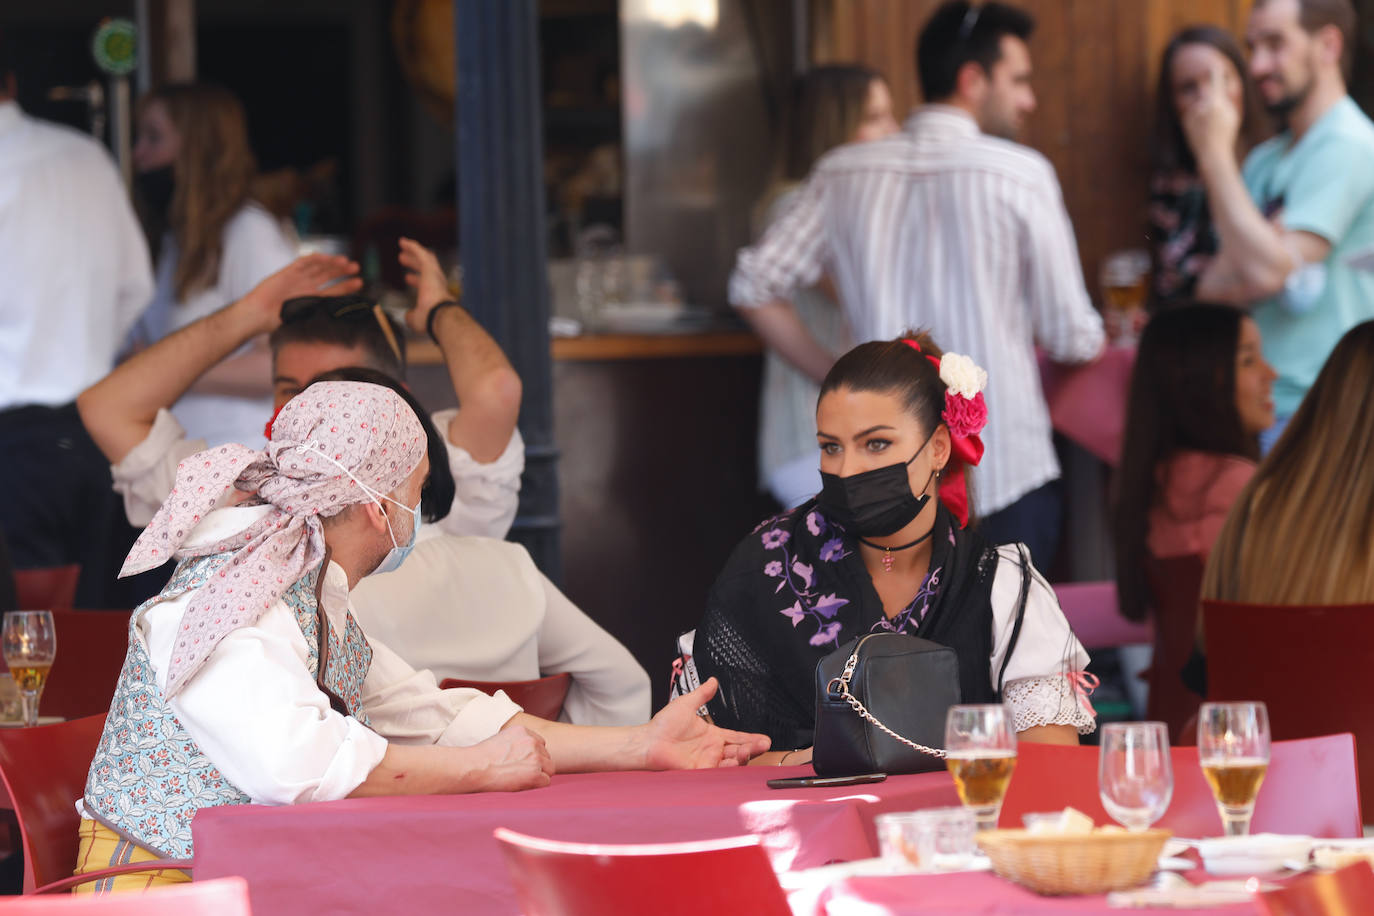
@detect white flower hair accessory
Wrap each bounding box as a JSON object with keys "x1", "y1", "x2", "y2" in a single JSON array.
[{"x1": 938, "y1": 352, "x2": 988, "y2": 399}]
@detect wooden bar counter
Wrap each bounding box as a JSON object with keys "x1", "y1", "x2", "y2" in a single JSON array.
[{"x1": 407, "y1": 330, "x2": 772, "y2": 703}]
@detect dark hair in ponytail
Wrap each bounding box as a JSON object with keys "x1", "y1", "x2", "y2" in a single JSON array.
[{"x1": 818, "y1": 329, "x2": 947, "y2": 435}]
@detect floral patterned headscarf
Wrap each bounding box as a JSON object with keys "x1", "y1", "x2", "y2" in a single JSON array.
[{"x1": 121, "y1": 381, "x2": 426, "y2": 698}]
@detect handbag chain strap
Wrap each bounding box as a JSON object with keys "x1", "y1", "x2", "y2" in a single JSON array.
[{"x1": 826, "y1": 647, "x2": 947, "y2": 759}]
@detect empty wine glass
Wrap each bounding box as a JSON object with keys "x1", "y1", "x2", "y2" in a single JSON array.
[
  {"x1": 1098, "y1": 722, "x2": 1173, "y2": 831},
  {"x1": 1198, "y1": 702, "x2": 1270, "y2": 836},
  {"x1": 2, "y1": 611, "x2": 57, "y2": 727},
  {"x1": 945, "y1": 704, "x2": 1017, "y2": 830}
]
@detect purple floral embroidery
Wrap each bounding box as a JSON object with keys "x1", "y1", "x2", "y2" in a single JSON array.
[
  {"x1": 760, "y1": 509, "x2": 853, "y2": 648},
  {"x1": 872, "y1": 567, "x2": 942, "y2": 635}
]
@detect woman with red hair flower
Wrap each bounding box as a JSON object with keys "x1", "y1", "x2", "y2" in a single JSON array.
[{"x1": 692, "y1": 331, "x2": 1094, "y2": 764}]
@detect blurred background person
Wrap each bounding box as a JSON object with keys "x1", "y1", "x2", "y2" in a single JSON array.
[
  {"x1": 0, "y1": 31, "x2": 155, "y2": 608},
  {"x1": 128, "y1": 82, "x2": 298, "y2": 448},
  {"x1": 1147, "y1": 27, "x2": 1268, "y2": 309},
  {"x1": 755, "y1": 64, "x2": 898, "y2": 509},
  {"x1": 1113, "y1": 305, "x2": 1275, "y2": 739}
]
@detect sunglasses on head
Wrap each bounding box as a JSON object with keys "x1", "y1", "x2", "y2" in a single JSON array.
[
  {"x1": 279, "y1": 294, "x2": 403, "y2": 364},
  {"x1": 956, "y1": 2, "x2": 982, "y2": 45}
]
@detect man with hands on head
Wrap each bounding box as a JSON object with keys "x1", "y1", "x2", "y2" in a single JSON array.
[
  {"x1": 1185, "y1": 0, "x2": 1374, "y2": 449},
  {"x1": 78, "y1": 239, "x2": 525, "y2": 537}
]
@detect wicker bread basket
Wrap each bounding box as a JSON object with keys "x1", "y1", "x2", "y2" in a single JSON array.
[{"x1": 976, "y1": 828, "x2": 1171, "y2": 895}]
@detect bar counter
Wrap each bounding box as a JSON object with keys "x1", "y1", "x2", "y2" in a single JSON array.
[{"x1": 407, "y1": 329, "x2": 763, "y2": 364}]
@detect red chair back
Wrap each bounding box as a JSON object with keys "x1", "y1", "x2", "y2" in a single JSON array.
[
  {"x1": 40, "y1": 611, "x2": 132, "y2": 721},
  {"x1": 438, "y1": 673, "x2": 573, "y2": 721},
  {"x1": 13, "y1": 565, "x2": 80, "y2": 612},
  {"x1": 494, "y1": 827, "x2": 791, "y2": 916},
  {"x1": 999, "y1": 734, "x2": 1361, "y2": 838},
  {"x1": 1142, "y1": 554, "x2": 1206, "y2": 743},
  {"x1": 1051, "y1": 581, "x2": 1152, "y2": 649},
  {"x1": 1204, "y1": 599, "x2": 1374, "y2": 823},
  {"x1": 1260, "y1": 860, "x2": 1374, "y2": 916},
  {"x1": 0, "y1": 715, "x2": 107, "y2": 892},
  {"x1": 1, "y1": 876, "x2": 252, "y2": 914}
]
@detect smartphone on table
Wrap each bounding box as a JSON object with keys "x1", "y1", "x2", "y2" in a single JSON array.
[{"x1": 766, "y1": 773, "x2": 887, "y2": 789}]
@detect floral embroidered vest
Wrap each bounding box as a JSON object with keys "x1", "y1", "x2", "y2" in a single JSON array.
[{"x1": 83, "y1": 552, "x2": 374, "y2": 859}]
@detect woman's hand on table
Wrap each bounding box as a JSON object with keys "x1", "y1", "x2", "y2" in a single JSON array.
[{"x1": 638, "y1": 678, "x2": 772, "y2": 769}]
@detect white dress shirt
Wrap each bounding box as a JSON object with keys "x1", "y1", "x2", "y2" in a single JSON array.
[
  {"x1": 0, "y1": 101, "x2": 153, "y2": 409},
  {"x1": 730, "y1": 106, "x2": 1105, "y2": 516},
  {"x1": 353, "y1": 535, "x2": 652, "y2": 726},
  {"x1": 133, "y1": 505, "x2": 522, "y2": 806},
  {"x1": 130, "y1": 203, "x2": 298, "y2": 447},
  {"x1": 109, "y1": 406, "x2": 524, "y2": 539}
]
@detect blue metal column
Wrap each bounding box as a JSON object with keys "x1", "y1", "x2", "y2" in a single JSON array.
[{"x1": 455, "y1": 0, "x2": 561, "y2": 581}]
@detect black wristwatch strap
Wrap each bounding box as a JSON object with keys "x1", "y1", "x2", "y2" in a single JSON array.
[{"x1": 425, "y1": 299, "x2": 465, "y2": 343}]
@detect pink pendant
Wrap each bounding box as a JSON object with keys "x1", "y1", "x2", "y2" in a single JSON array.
[{"x1": 882, "y1": 550, "x2": 893, "y2": 573}]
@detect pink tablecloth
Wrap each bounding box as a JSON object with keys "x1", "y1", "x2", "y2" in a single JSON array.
[
  {"x1": 815, "y1": 871, "x2": 1261, "y2": 915},
  {"x1": 1040, "y1": 345, "x2": 1136, "y2": 466},
  {"x1": 192, "y1": 765, "x2": 959, "y2": 916}
]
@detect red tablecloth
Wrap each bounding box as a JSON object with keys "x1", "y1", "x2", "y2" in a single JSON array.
[
  {"x1": 192, "y1": 765, "x2": 959, "y2": 916},
  {"x1": 814, "y1": 870, "x2": 1261, "y2": 915},
  {"x1": 1040, "y1": 345, "x2": 1136, "y2": 466}
]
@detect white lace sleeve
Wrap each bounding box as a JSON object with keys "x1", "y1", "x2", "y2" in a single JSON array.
[{"x1": 1003, "y1": 675, "x2": 1097, "y2": 735}]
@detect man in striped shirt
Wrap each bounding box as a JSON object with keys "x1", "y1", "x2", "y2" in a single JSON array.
[{"x1": 729, "y1": 0, "x2": 1104, "y2": 569}]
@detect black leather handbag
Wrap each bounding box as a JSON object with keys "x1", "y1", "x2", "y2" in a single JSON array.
[{"x1": 811, "y1": 632, "x2": 961, "y2": 776}]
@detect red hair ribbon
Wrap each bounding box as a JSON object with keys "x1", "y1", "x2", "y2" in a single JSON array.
[{"x1": 900, "y1": 338, "x2": 984, "y2": 528}]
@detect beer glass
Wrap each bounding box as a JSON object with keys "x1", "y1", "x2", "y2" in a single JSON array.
[
  {"x1": 945, "y1": 704, "x2": 1017, "y2": 830},
  {"x1": 1198, "y1": 702, "x2": 1270, "y2": 836},
  {"x1": 1098, "y1": 722, "x2": 1173, "y2": 831},
  {"x1": 2, "y1": 611, "x2": 57, "y2": 727}
]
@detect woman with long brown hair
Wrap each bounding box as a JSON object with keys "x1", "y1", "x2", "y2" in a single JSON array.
[
  {"x1": 752, "y1": 65, "x2": 898, "y2": 509},
  {"x1": 1202, "y1": 319, "x2": 1374, "y2": 606},
  {"x1": 1147, "y1": 27, "x2": 1268, "y2": 308},
  {"x1": 130, "y1": 83, "x2": 297, "y2": 447}
]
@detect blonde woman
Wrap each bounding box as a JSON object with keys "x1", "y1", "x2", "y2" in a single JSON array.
[
  {"x1": 130, "y1": 83, "x2": 298, "y2": 447},
  {"x1": 1202, "y1": 319, "x2": 1374, "y2": 606},
  {"x1": 751, "y1": 66, "x2": 898, "y2": 509}
]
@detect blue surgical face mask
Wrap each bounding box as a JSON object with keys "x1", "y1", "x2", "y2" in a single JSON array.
[{"x1": 370, "y1": 495, "x2": 421, "y2": 576}]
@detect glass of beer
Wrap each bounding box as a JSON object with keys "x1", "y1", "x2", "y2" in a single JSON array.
[
  {"x1": 1198, "y1": 702, "x2": 1270, "y2": 836},
  {"x1": 1098, "y1": 722, "x2": 1173, "y2": 831},
  {"x1": 2, "y1": 611, "x2": 56, "y2": 727},
  {"x1": 945, "y1": 704, "x2": 1017, "y2": 830}
]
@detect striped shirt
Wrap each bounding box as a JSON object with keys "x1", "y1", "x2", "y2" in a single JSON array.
[{"x1": 729, "y1": 106, "x2": 1105, "y2": 517}]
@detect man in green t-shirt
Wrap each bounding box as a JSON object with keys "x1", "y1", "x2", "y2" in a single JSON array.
[{"x1": 1185, "y1": 0, "x2": 1374, "y2": 450}]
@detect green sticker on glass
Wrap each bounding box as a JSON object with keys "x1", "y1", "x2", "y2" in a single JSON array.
[{"x1": 92, "y1": 18, "x2": 138, "y2": 77}]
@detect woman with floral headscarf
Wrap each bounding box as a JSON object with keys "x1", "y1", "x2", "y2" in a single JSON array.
[
  {"x1": 693, "y1": 333, "x2": 1095, "y2": 765},
  {"x1": 75, "y1": 381, "x2": 768, "y2": 892}
]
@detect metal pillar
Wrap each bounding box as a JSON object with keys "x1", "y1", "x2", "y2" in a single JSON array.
[{"x1": 454, "y1": 0, "x2": 561, "y2": 581}]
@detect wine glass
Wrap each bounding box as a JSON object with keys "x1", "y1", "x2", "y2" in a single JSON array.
[
  {"x1": 944, "y1": 704, "x2": 1018, "y2": 831},
  {"x1": 1198, "y1": 702, "x2": 1271, "y2": 836},
  {"x1": 2, "y1": 611, "x2": 57, "y2": 727},
  {"x1": 1098, "y1": 722, "x2": 1173, "y2": 831}
]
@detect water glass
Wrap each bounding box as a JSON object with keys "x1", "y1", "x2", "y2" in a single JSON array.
[
  {"x1": 1198, "y1": 702, "x2": 1271, "y2": 836},
  {"x1": 2, "y1": 611, "x2": 57, "y2": 727},
  {"x1": 1098, "y1": 722, "x2": 1173, "y2": 831},
  {"x1": 875, "y1": 807, "x2": 977, "y2": 870},
  {"x1": 944, "y1": 704, "x2": 1018, "y2": 830}
]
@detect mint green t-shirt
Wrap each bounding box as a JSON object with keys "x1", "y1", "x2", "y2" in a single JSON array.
[{"x1": 1243, "y1": 96, "x2": 1374, "y2": 416}]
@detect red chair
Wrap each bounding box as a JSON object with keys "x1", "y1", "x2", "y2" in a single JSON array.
[
  {"x1": 0, "y1": 715, "x2": 191, "y2": 893},
  {"x1": 1051, "y1": 581, "x2": 1152, "y2": 649},
  {"x1": 1259, "y1": 860, "x2": 1374, "y2": 915},
  {"x1": 40, "y1": 611, "x2": 132, "y2": 721},
  {"x1": 13, "y1": 565, "x2": 80, "y2": 612},
  {"x1": 1204, "y1": 599, "x2": 1374, "y2": 824},
  {"x1": 999, "y1": 734, "x2": 1361, "y2": 838},
  {"x1": 1142, "y1": 554, "x2": 1206, "y2": 744},
  {"x1": 438, "y1": 673, "x2": 573, "y2": 722},
  {"x1": 493, "y1": 828, "x2": 791, "y2": 916},
  {"x1": 1, "y1": 877, "x2": 251, "y2": 914}
]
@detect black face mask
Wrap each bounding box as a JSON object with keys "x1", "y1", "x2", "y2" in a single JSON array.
[
  {"x1": 817, "y1": 432, "x2": 936, "y2": 538},
  {"x1": 135, "y1": 165, "x2": 176, "y2": 217}
]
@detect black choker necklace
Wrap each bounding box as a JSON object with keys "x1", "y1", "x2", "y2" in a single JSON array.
[{"x1": 858, "y1": 527, "x2": 934, "y2": 572}]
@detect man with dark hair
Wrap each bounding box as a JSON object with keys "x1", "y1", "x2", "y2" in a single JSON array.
[
  {"x1": 1188, "y1": 0, "x2": 1374, "y2": 451},
  {"x1": 80, "y1": 239, "x2": 525, "y2": 538},
  {"x1": 729, "y1": 0, "x2": 1103, "y2": 569},
  {"x1": 0, "y1": 30, "x2": 155, "y2": 606}
]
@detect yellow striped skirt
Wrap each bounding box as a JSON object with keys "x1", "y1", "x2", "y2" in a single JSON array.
[{"x1": 72, "y1": 818, "x2": 191, "y2": 894}]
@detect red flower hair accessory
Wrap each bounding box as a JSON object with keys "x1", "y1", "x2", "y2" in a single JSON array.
[{"x1": 901, "y1": 338, "x2": 989, "y2": 527}]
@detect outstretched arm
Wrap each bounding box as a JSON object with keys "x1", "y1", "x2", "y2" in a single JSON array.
[
  {"x1": 400, "y1": 238, "x2": 522, "y2": 463},
  {"x1": 77, "y1": 254, "x2": 361, "y2": 464}
]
